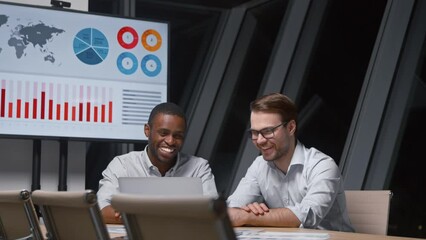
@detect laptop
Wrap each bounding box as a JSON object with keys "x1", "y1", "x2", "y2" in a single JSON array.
[{"x1": 118, "y1": 177, "x2": 203, "y2": 196}]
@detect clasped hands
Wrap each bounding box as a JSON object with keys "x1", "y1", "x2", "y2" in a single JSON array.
[
  {"x1": 228, "y1": 202, "x2": 269, "y2": 226},
  {"x1": 114, "y1": 211, "x2": 122, "y2": 222}
]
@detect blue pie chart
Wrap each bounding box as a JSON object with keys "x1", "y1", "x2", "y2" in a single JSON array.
[{"x1": 73, "y1": 28, "x2": 109, "y2": 65}]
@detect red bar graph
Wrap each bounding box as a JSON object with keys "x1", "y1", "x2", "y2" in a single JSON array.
[
  {"x1": 16, "y1": 81, "x2": 22, "y2": 118},
  {"x1": 25, "y1": 102, "x2": 29, "y2": 119},
  {"x1": 108, "y1": 88, "x2": 113, "y2": 123},
  {"x1": 0, "y1": 79, "x2": 114, "y2": 124},
  {"x1": 72, "y1": 106, "x2": 76, "y2": 121},
  {"x1": 48, "y1": 83, "x2": 53, "y2": 120},
  {"x1": 64, "y1": 85, "x2": 68, "y2": 121},
  {"x1": 56, "y1": 84, "x2": 61, "y2": 121},
  {"x1": 94, "y1": 106, "x2": 98, "y2": 122},
  {"x1": 64, "y1": 102, "x2": 69, "y2": 121},
  {"x1": 101, "y1": 105, "x2": 105, "y2": 123},
  {"x1": 8, "y1": 102, "x2": 13, "y2": 118},
  {"x1": 86, "y1": 86, "x2": 91, "y2": 122},
  {"x1": 7, "y1": 79, "x2": 13, "y2": 118},
  {"x1": 25, "y1": 81, "x2": 29, "y2": 119},
  {"x1": 41, "y1": 83, "x2": 46, "y2": 119},
  {"x1": 109, "y1": 101, "x2": 113, "y2": 123},
  {"x1": 1, "y1": 79, "x2": 6, "y2": 117},
  {"x1": 32, "y1": 82, "x2": 37, "y2": 119},
  {"x1": 17, "y1": 99, "x2": 21, "y2": 118}
]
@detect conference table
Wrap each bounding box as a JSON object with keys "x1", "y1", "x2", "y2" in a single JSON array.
[
  {"x1": 107, "y1": 224, "x2": 424, "y2": 240},
  {"x1": 235, "y1": 227, "x2": 424, "y2": 240}
]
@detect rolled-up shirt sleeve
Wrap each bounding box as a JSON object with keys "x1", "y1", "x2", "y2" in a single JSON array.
[{"x1": 287, "y1": 157, "x2": 341, "y2": 229}]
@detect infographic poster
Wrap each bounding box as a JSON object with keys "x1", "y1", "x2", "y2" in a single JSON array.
[{"x1": 0, "y1": 2, "x2": 168, "y2": 141}]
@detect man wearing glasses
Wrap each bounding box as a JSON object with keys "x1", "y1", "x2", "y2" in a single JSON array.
[{"x1": 227, "y1": 93, "x2": 354, "y2": 232}]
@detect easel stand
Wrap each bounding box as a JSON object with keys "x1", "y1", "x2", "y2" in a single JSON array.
[
  {"x1": 31, "y1": 139, "x2": 41, "y2": 191},
  {"x1": 58, "y1": 140, "x2": 68, "y2": 191},
  {"x1": 31, "y1": 139, "x2": 68, "y2": 191}
]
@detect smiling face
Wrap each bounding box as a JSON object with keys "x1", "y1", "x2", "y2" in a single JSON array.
[
  {"x1": 144, "y1": 113, "x2": 186, "y2": 172},
  {"x1": 250, "y1": 111, "x2": 296, "y2": 167}
]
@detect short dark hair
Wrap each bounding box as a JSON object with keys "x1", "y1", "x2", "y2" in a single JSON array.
[
  {"x1": 250, "y1": 93, "x2": 298, "y2": 123},
  {"x1": 148, "y1": 102, "x2": 187, "y2": 127}
]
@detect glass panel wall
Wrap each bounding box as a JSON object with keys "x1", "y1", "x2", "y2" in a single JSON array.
[
  {"x1": 209, "y1": 0, "x2": 288, "y2": 195},
  {"x1": 296, "y1": 0, "x2": 387, "y2": 164},
  {"x1": 387, "y1": 29, "x2": 426, "y2": 239}
]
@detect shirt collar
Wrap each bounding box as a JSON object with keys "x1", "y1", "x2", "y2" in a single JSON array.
[
  {"x1": 266, "y1": 140, "x2": 305, "y2": 169},
  {"x1": 142, "y1": 145, "x2": 181, "y2": 175},
  {"x1": 142, "y1": 145, "x2": 154, "y2": 169},
  {"x1": 290, "y1": 140, "x2": 305, "y2": 166}
]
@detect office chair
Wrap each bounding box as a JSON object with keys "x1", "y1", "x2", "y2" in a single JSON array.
[
  {"x1": 111, "y1": 194, "x2": 237, "y2": 240},
  {"x1": 0, "y1": 189, "x2": 43, "y2": 240},
  {"x1": 345, "y1": 190, "x2": 392, "y2": 235},
  {"x1": 31, "y1": 189, "x2": 110, "y2": 240}
]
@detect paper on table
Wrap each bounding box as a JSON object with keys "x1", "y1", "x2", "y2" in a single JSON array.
[
  {"x1": 107, "y1": 224, "x2": 127, "y2": 234},
  {"x1": 236, "y1": 229, "x2": 330, "y2": 240}
]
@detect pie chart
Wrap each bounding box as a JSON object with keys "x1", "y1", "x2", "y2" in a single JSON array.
[
  {"x1": 73, "y1": 28, "x2": 109, "y2": 65},
  {"x1": 117, "y1": 52, "x2": 138, "y2": 75},
  {"x1": 141, "y1": 54, "x2": 161, "y2": 77}
]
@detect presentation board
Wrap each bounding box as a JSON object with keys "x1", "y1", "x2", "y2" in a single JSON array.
[{"x1": 0, "y1": 1, "x2": 168, "y2": 141}]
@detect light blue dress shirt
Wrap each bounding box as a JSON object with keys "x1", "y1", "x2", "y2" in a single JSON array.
[
  {"x1": 227, "y1": 141, "x2": 354, "y2": 232},
  {"x1": 97, "y1": 146, "x2": 218, "y2": 209}
]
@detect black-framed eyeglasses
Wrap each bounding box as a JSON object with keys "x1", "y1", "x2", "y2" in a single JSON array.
[{"x1": 248, "y1": 122, "x2": 288, "y2": 140}]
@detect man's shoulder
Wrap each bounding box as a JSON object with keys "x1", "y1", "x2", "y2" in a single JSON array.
[
  {"x1": 178, "y1": 152, "x2": 209, "y2": 164},
  {"x1": 298, "y1": 143, "x2": 339, "y2": 171},
  {"x1": 114, "y1": 151, "x2": 144, "y2": 162},
  {"x1": 297, "y1": 142, "x2": 333, "y2": 161}
]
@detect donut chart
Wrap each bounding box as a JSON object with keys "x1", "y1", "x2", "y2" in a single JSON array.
[
  {"x1": 115, "y1": 26, "x2": 165, "y2": 77},
  {"x1": 117, "y1": 52, "x2": 138, "y2": 75},
  {"x1": 73, "y1": 28, "x2": 109, "y2": 65},
  {"x1": 117, "y1": 26, "x2": 138, "y2": 49},
  {"x1": 141, "y1": 54, "x2": 161, "y2": 77},
  {"x1": 142, "y1": 29, "x2": 162, "y2": 52}
]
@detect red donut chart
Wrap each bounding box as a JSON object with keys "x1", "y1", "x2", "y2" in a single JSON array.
[
  {"x1": 117, "y1": 26, "x2": 138, "y2": 49},
  {"x1": 142, "y1": 29, "x2": 162, "y2": 52}
]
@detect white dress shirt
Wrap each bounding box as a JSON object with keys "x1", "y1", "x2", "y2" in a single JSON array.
[
  {"x1": 97, "y1": 146, "x2": 218, "y2": 209},
  {"x1": 227, "y1": 141, "x2": 354, "y2": 232}
]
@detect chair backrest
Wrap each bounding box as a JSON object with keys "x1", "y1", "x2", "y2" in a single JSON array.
[
  {"x1": 0, "y1": 189, "x2": 43, "y2": 240},
  {"x1": 345, "y1": 190, "x2": 392, "y2": 235},
  {"x1": 111, "y1": 194, "x2": 237, "y2": 240},
  {"x1": 31, "y1": 189, "x2": 110, "y2": 240}
]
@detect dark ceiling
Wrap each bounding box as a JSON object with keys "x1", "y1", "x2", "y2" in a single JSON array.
[{"x1": 88, "y1": 0, "x2": 254, "y2": 11}]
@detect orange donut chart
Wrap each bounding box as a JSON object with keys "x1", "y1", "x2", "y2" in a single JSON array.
[
  {"x1": 141, "y1": 29, "x2": 162, "y2": 52},
  {"x1": 117, "y1": 26, "x2": 138, "y2": 49}
]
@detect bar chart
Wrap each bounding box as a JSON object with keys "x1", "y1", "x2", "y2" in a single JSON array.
[{"x1": 1, "y1": 79, "x2": 113, "y2": 124}]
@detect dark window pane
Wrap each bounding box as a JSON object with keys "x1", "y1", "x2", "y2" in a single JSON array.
[
  {"x1": 209, "y1": 0, "x2": 288, "y2": 194},
  {"x1": 297, "y1": 0, "x2": 387, "y2": 164},
  {"x1": 388, "y1": 39, "x2": 426, "y2": 238}
]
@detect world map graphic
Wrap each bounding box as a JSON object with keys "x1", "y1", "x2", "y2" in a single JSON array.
[{"x1": 0, "y1": 14, "x2": 65, "y2": 63}]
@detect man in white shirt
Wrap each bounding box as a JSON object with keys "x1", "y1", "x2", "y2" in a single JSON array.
[
  {"x1": 227, "y1": 93, "x2": 354, "y2": 231},
  {"x1": 97, "y1": 102, "x2": 218, "y2": 224}
]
